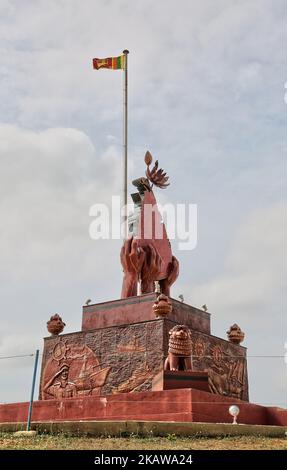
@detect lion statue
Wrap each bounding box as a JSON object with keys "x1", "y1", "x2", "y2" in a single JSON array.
[{"x1": 164, "y1": 325, "x2": 193, "y2": 371}]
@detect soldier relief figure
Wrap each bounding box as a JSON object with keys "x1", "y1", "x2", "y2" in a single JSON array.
[
  {"x1": 41, "y1": 342, "x2": 111, "y2": 400},
  {"x1": 43, "y1": 363, "x2": 77, "y2": 399}
]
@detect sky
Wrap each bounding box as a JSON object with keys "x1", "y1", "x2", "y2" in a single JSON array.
[{"x1": 0, "y1": 0, "x2": 286, "y2": 407}]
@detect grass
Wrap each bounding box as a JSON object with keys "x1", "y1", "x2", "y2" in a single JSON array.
[{"x1": 0, "y1": 433, "x2": 286, "y2": 450}]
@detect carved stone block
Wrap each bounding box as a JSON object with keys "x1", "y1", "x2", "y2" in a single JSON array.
[{"x1": 39, "y1": 297, "x2": 249, "y2": 402}]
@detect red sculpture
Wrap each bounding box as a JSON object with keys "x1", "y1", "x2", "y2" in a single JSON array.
[
  {"x1": 41, "y1": 342, "x2": 111, "y2": 400},
  {"x1": 43, "y1": 362, "x2": 77, "y2": 399},
  {"x1": 47, "y1": 314, "x2": 65, "y2": 336},
  {"x1": 121, "y1": 237, "x2": 179, "y2": 297},
  {"x1": 227, "y1": 324, "x2": 245, "y2": 344},
  {"x1": 153, "y1": 294, "x2": 172, "y2": 318},
  {"x1": 164, "y1": 325, "x2": 193, "y2": 371},
  {"x1": 121, "y1": 152, "x2": 179, "y2": 298}
]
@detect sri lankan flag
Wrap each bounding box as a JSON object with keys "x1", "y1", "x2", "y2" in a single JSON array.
[{"x1": 92, "y1": 55, "x2": 125, "y2": 70}]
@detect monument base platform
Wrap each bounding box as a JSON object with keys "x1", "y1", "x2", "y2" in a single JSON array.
[
  {"x1": 1, "y1": 388, "x2": 286, "y2": 426},
  {"x1": 40, "y1": 294, "x2": 249, "y2": 401},
  {"x1": 152, "y1": 370, "x2": 210, "y2": 393}
]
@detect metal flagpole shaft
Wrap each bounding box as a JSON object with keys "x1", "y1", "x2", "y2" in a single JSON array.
[
  {"x1": 26, "y1": 349, "x2": 39, "y2": 431},
  {"x1": 123, "y1": 49, "x2": 129, "y2": 239}
]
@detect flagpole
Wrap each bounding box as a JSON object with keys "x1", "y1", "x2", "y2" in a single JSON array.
[{"x1": 123, "y1": 49, "x2": 129, "y2": 239}]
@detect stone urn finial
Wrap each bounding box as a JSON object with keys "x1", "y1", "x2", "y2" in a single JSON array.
[
  {"x1": 47, "y1": 314, "x2": 66, "y2": 336},
  {"x1": 153, "y1": 294, "x2": 172, "y2": 318},
  {"x1": 227, "y1": 323, "x2": 245, "y2": 344}
]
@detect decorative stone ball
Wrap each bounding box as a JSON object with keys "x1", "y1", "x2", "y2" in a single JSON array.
[
  {"x1": 152, "y1": 294, "x2": 172, "y2": 318},
  {"x1": 227, "y1": 323, "x2": 245, "y2": 344},
  {"x1": 47, "y1": 314, "x2": 66, "y2": 336}
]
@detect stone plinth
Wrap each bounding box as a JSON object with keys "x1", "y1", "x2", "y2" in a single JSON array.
[
  {"x1": 39, "y1": 315, "x2": 248, "y2": 402},
  {"x1": 152, "y1": 370, "x2": 210, "y2": 393},
  {"x1": 2, "y1": 389, "x2": 286, "y2": 425},
  {"x1": 82, "y1": 293, "x2": 211, "y2": 333}
]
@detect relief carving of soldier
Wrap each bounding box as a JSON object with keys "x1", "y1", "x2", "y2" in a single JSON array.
[{"x1": 43, "y1": 363, "x2": 77, "y2": 399}]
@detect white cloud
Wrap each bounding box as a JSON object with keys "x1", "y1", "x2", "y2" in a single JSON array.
[
  {"x1": 0, "y1": 124, "x2": 123, "y2": 281},
  {"x1": 189, "y1": 202, "x2": 287, "y2": 315},
  {"x1": 176, "y1": 203, "x2": 287, "y2": 404}
]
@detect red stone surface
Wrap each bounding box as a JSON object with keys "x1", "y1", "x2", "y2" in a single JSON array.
[
  {"x1": 164, "y1": 320, "x2": 249, "y2": 401},
  {"x1": 137, "y1": 190, "x2": 173, "y2": 280},
  {"x1": 40, "y1": 319, "x2": 165, "y2": 399},
  {"x1": 0, "y1": 389, "x2": 274, "y2": 425},
  {"x1": 82, "y1": 293, "x2": 211, "y2": 334},
  {"x1": 120, "y1": 189, "x2": 179, "y2": 297},
  {"x1": 40, "y1": 315, "x2": 247, "y2": 401},
  {"x1": 266, "y1": 407, "x2": 287, "y2": 426},
  {"x1": 152, "y1": 371, "x2": 210, "y2": 393}
]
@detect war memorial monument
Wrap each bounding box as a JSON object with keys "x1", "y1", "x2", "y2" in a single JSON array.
[{"x1": 0, "y1": 152, "x2": 286, "y2": 427}]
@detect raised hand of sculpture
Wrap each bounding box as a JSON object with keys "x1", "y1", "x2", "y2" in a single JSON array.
[
  {"x1": 120, "y1": 237, "x2": 145, "y2": 297},
  {"x1": 121, "y1": 236, "x2": 162, "y2": 297},
  {"x1": 141, "y1": 243, "x2": 162, "y2": 292},
  {"x1": 121, "y1": 151, "x2": 179, "y2": 298},
  {"x1": 160, "y1": 255, "x2": 180, "y2": 296}
]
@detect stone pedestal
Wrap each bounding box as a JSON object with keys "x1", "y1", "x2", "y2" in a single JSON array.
[
  {"x1": 2, "y1": 292, "x2": 287, "y2": 426},
  {"x1": 152, "y1": 370, "x2": 210, "y2": 393},
  {"x1": 81, "y1": 293, "x2": 210, "y2": 332},
  {"x1": 2, "y1": 389, "x2": 287, "y2": 425},
  {"x1": 39, "y1": 293, "x2": 249, "y2": 402}
]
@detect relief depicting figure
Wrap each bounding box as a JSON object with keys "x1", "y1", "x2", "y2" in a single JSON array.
[
  {"x1": 41, "y1": 342, "x2": 111, "y2": 400},
  {"x1": 208, "y1": 358, "x2": 245, "y2": 399},
  {"x1": 191, "y1": 336, "x2": 247, "y2": 400}
]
